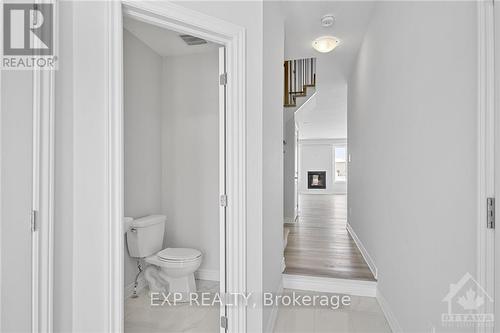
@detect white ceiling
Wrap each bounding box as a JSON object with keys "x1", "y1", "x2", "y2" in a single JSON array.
[
  {"x1": 123, "y1": 16, "x2": 220, "y2": 56},
  {"x1": 283, "y1": 2, "x2": 374, "y2": 139}
]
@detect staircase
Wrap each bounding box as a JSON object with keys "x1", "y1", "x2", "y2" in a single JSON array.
[{"x1": 284, "y1": 57, "x2": 316, "y2": 108}]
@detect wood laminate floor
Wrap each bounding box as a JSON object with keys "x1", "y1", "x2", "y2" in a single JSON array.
[{"x1": 284, "y1": 194, "x2": 376, "y2": 281}]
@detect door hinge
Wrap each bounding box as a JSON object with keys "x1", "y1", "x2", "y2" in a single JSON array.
[
  {"x1": 487, "y1": 197, "x2": 495, "y2": 229},
  {"x1": 220, "y1": 194, "x2": 228, "y2": 207},
  {"x1": 220, "y1": 316, "x2": 228, "y2": 329},
  {"x1": 219, "y1": 73, "x2": 227, "y2": 86},
  {"x1": 31, "y1": 210, "x2": 38, "y2": 232}
]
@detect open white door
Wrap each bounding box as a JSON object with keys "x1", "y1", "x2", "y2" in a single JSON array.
[{"x1": 218, "y1": 46, "x2": 228, "y2": 333}]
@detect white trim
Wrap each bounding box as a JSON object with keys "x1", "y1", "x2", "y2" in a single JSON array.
[
  {"x1": 0, "y1": 39, "x2": 2, "y2": 333},
  {"x1": 107, "y1": 1, "x2": 124, "y2": 332},
  {"x1": 32, "y1": 10, "x2": 56, "y2": 330},
  {"x1": 111, "y1": 2, "x2": 247, "y2": 332},
  {"x1": 299, "y1": 138, "x2": 347, "y2": 146},
  {"x1": 124, "y1": 276, "x2": 147, "y2": 299},
  {"x1": 477, "y1": 2, "x2": 495, "y2": 333},
  {"x1": 284, "y1": 217, "x2": 295, "y2": 224},
  {"x1": 32, "y1": 59, "x2": 41, "y2": 333},
  {"x1": 290, "y1": 90, "x2": 317, "y2": 114},
  {"x1": 37, "y1": 64, "x2": 55, "y2": 333},
  {"x1": 494, "y1": 1, "x2": 500, "y2": 330},
  {"x1": 218, "y1": 46, "x2": 227, "y2": 333},
  {"x1": 376, "y1": 288, "x2": 402, "y2": 333},
  {"x1": 282, "y1": 274, "x2": 376, "y2": 297},
  {"x1": 346, "y1": 223, "x2": 378, "y2": 280},
  {"x1": 264, "y1": 279, "x2": 283, "y2": 333},
  {"x1": 299, "y1": 191, "x2": 341, "y2": 196},
  {"x1": 195, "y1": 269, "x2": 220, "y2": 282}
]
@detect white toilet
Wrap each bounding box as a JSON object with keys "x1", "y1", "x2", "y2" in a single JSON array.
[{"x1": 125, "y1": 215, "x2": 202, "y2": 295}]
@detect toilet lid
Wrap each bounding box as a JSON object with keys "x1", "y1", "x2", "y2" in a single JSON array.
[{"x1": 157, "y1": 248, "x2": 202, "y2": 261}]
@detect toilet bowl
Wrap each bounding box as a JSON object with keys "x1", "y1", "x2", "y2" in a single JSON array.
[
  {"x1": 145, "y1": 248, "x2": 202, "y2": 294},
  {"x1": 125, "y1": 215, "x2": 203, "y2": 295}
]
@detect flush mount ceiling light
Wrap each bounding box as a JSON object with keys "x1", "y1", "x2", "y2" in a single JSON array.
[{"x1": 312, "y1": 36, "x2": 341, "y2": 53}]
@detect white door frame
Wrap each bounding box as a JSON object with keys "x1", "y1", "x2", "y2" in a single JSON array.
[
  {"x1": 32, "y1": 64, "x2": 55, "y2": 333},
  {"x1": 477, "y1": 1, "x2": 495, "y2": 332},
  {"x1": 107, "y1": 1, "x2": 247, "y2": 332},
  {"x1": 31, "y1": 1, "x2": 57, "y2": 332},
  {"x1": 495, "y1": 1, "x2": 500, "y2": 330},
  {"x1": 218, "y1": 46, "x2": 228, "y2": 332}
]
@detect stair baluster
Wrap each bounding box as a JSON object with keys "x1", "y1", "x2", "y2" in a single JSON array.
[{"x1": 284, "y1": 57, "x2": 316, "y2": 108}]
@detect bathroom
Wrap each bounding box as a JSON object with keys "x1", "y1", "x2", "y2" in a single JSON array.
[{"x1": 122, "y1": 16, "x2": 223, "y2": 332}]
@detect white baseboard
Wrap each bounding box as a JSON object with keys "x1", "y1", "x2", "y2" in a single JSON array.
[
  {"x1": 284, "y1": 217, "x2": 295, "y2": 224},
  {"x1": 125, "y1": 275, "x2": 147, "y2": 299},
  {"x1": 376, "y1": 288, "x2": 402, "y2": 332},
  {"x1": 346, "y1": 222, "x2": 378, "y2": 279},
  {"x1": 265, "y1": 278, "x2": 283, "y2": 333},
  {"x1": 195, "y1": 269, "x2": 220, "y2": 281},
  {"x1": 282, "y1": 274, "x2": 376, "y2": 297}
]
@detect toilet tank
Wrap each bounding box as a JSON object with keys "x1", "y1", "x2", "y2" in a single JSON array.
[{"x1": 126, "y1": 215, "x2": 166, "y2": 258}]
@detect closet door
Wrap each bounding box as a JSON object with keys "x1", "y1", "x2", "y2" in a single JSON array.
[{"x1": 0, "y1": 70, "x2": 34, "y2": 332}]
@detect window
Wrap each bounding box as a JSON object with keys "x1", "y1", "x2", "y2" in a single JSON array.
[{"x1": 334, "y1": 147, "x2": 347, "y2": 182}]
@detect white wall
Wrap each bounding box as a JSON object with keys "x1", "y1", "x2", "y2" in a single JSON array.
[
  {"x1": 348, "y1": 2, "x2": 477, "y2": 330},
  {"x1": 262, "y1": 1, "x2": 284, "y2": 330},
  {"x1": 123, "y1": 30, "x2": 163, "y2": 287},
  {"x1": 283, "y1": 111, "x2": 296, "y2": 221},
  {"x1": 71, "y1": 2, "x2": 111, "y2": 329},
  {"x1": 161, "y1": 51, "x2": 220, "y2": 274},
  {"x1": 295, "y1": 69, "x2": 348, "y2": 140},
  {"x1": 298, "y1": 140, "x2": 347, "y2": 195}
]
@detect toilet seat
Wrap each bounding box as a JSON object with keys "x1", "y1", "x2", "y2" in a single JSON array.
[{"x1": 157, "y1": 248, "x2": 202, "y2": 263}]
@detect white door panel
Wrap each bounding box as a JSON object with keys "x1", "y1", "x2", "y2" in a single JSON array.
[{"x1": 1, "y1": 70, "x2": 33, "y2": 332}]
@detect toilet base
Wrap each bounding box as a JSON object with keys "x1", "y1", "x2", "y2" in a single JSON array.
[
  {"x1": 162, "y1": 272, "x2": 196, "y2": 294},
  {"x1": 143, "y1": 264, "x2": 198, "y2": 297}
]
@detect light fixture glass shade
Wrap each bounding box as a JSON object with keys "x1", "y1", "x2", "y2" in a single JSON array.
[{"x1": 312, "y1": 36, "x2": 341, "y2": 53}]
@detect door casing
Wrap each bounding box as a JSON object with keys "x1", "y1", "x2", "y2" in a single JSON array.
[
  {"x1": 477, "y1": 1, "x2": 495, "y2": 332},
  {"x1": 107, "y1": 1, "x2": 247, "y2": 332}
]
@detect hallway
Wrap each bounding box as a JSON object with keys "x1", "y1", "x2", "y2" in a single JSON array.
[{"x1": 284, "y1": 194, "x2": 375, "y2": 281}]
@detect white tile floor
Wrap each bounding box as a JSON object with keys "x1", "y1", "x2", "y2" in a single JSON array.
[
  {"x1": 125, "y1": 280, "x2": 220, "y2": 333},
  {"x1": 274, "y1": 289, "x2": 391, "y2": 333},
  {"x1": 125, "y1": 282, "x2": 391, "y2": 333}
]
